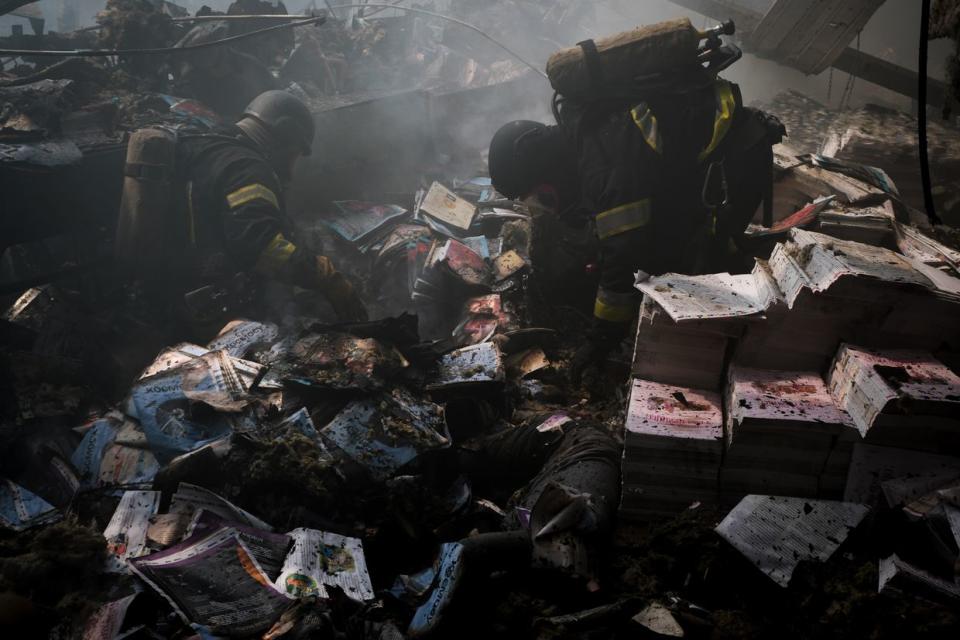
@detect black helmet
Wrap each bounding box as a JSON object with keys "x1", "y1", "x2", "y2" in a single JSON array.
[
  {"x1": 242, "y1": 90, "x2": 315, "y2": 156},
  {"x1": 488, "y1": 120, "x2": 551, "y2": 200}
]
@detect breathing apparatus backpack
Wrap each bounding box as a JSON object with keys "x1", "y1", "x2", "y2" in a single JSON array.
[
  {"x1": 115, "y1": 125, "x2": 262, "y2": 323},
  {"x1": 115, "y1": 124, "x2": 244, "y2": 282},
  {"x1": 546, "y1": 18, "x2": 785, "y2": 241},
  {"x1": 115, "y1": 126, "x2": 182, "y2": 280}
]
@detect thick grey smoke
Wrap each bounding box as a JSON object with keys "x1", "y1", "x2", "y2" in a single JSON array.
[{"x1": 592, "y1": 0, "x2": 952, "y2": 111}]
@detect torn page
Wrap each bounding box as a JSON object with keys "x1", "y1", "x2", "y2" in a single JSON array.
[
  {"x1": 128, "y1": 354, "x2": 246, "y2": 459},
  {"x1": 715, "y1": 495, "x2": 869, "y2": 587},
  {"x1": 320, "y1": 388, "x2": 450, "y2": 481},
  {"x1": 843, "y1": 443, "x2": 960, "y2": 505},
  {"x1": 72, "y1": 414, "x2": 160, "y2": 490},
  {"x1": 189, "y1": 510, "x2": 291, "y2": 580},
  {"x1": 0, "y1": 478, "x2": 60, "y2": 531},
  {"x1": 275, "y1": 528, "x2": 375, "y2": 602},
  {"x1": 130, "y1": 527, "x2": 289, "y2": 637},
  {"x1": 427, "y1": 342, "x2": 506, "y2": 389},
  {"x1": 207, "y1": 320, "x2": 280, "y2": 358},
  {"x1": 169, "y1": 482, "x2": 272, "y2": 532},
  {"x1": 103, "y1": 490, "x2": 161, "y2": 573},
  {"x1": 783, "y1": 228, "x2": 938, "y2": 306},
  {"x1": 82, "y1": 593, "x2": 142, "y2": 640},
  {"x1": 878, "y1": 553, "x2": 960, "y2": 606},
  {"x1": 636, "y1": 272, "x2": 776, "y2": 322}
]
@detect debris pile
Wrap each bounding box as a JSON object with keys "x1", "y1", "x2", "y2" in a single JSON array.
[
  {"x1": 0, "y1": 154, "x2": 626, "y2": 637},
  {"x1": 762, "y1": 90, "x2": 960, "y2": 224},
  {"x1": 3, "y1": 4, "x2": 960, "y2": 639}
]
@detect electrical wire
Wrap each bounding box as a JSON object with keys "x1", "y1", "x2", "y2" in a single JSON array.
[
  {"x1": 330, "y1": 3, "x2": 548, "y2": 80},
  {"x1": 0, "y1": 15, "x2": 325, "y2": 57},
  {"x1": 358, "y1": 0, "x2": 408, "y2": 19},
  {"x1": 1, "y1": 4, "x2": 546, "y2": 82}
]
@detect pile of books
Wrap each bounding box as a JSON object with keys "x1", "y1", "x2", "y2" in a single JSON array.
[
  {"x1": 620, "y1": 379, "x2": 723, "y2": 520},
  {"x1": 621, "y1": 215, "x2": 960, "y2": 521},
  {"x1": 828, "y1": 345, "x2": 960, "y2": 456},
  {"x1": 721, "y1": 367, "x2": 858, "y2": 503}
]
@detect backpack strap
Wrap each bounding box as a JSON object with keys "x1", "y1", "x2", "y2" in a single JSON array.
[{"x1": 577, "y1": 39, "x2": 605, "y2": 91}]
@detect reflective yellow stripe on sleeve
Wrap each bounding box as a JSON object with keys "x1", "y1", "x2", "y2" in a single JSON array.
[
  {"x1": 226, "y1": 183, "x2": 279, "y2": 210},
  {"x1": 595, "y1": 200, "x2": 652, "y2": 240},
  {"x1": 698, "y1": 80, "x2": 737, "y2": 162},
  {"x1": 255, "y1": 232, "x2": 297, "y2": 274},
  {"x1": 594, "y1": 287, "x2": 637, "y2": 323},
  {"x1": 630, "y1": 103, "x2": 662, "y2": 154}
]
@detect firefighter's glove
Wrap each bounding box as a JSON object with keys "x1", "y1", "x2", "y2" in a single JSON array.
[{"x1": 314, "y1": 258, "x2": 368, "y2": 322}]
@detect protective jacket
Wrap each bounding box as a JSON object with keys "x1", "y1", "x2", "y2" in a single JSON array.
[
  {"x1": 561, "y1": 77, "x2": 782, "y2": 340},
  {"x1": 175, "y1": 126, "x2": 320, "y2": 288}
]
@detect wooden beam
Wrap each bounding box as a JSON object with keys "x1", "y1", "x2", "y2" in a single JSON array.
[
  {"x1": 662, "y1": 0, "x2": 762, "y2": 31},
  {"x1": 667, "y1": 0, "x2": 952, "y2": 107},
  {"x1": 832, "y1": 46, "x2": 954, "y2": 107}
]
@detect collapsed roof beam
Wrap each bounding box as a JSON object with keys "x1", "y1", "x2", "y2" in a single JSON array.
[{"x1": 667, "y1": 0, "x2": 952, "y2": 107}]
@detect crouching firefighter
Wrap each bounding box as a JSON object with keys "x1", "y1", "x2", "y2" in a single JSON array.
[
  {"x1": 115, "y1": 90, "x2": 367, "y2": 329},
  {"x1": 488, "y1": 18, "x2": 785, "y2": 384}
]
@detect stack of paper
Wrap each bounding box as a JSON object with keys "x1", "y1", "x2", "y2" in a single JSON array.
[
  {"x1": 721, "y1": 368, "x2": 858, "y2": 503},
  {"x1": 828, "y1": 345, "x2": 960, "y2": 455},
  {"x1": 620, "y1": 380, "x2": 723, "y2": 521},
  {"x1": 631, "y1": 298, "x2": 740, "y2": 391},
  {"x1": 816, "y1": 202, "x2": 897, "y2": 248}
]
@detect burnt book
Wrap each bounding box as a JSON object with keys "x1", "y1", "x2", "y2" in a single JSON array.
[{"x1": 321, "y1": 201, "x2": 410, "y2": 252}]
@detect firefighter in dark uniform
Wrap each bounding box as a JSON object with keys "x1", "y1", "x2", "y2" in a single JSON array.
[
  {"x1": 118, "y1": 90, "x2": 367, "y2": 326},
  {"x1": 489, "y1": 76, "x2": 782, "y2": 383}
]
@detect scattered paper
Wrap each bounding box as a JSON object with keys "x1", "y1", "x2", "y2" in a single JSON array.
[
  {"x1": 275, "y1": 528, "x2": 374, "y2": 602},
  {"x1": 636, "y1": 271, "x2": 778, "y2": 322},
  {"x1": 130, "y1": 527, "x2": 289, "y2": 636},
  {"x1": 632, "y1": 602, "x2": 684, "y2": 637},
  {"x1": 321, "y1": 388, "x2": 450, "y2": 481},
  {"x1": 72, "y1": 415, "x2": 160, "y2": 489},
  {"x1": 0, "y1": 478, "x2": 60, "y2": 531},
  {"x1": 408, "y1": 542, "x2": 465, "y2": 637},
  {"x1": 420, "y1": 182, "x2": 477, "y2": 231},
  {"x1": 716, "y1": 495, "x2": 869, "y2": 587},
  {"x1": 169, "y1": 482, "x2": 272, "y2": 532},
  {"x1": 207, "y1": 320, "x2": 280, "y2": 357},
  {"x1": 103, "y1": 490, "x2": 161, "y2": 573},
  {"x1": 427, "y1": 342, "x2": 505, "y2": 389},
  {"x1": 82, "y1": 593, "x2": 142, "y2": 640},
  {"x1": 878, "y1": 553, "x2": 960, "y2": 606}
]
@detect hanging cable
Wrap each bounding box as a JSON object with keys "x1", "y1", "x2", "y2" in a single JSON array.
[
  {"x1": 75, "y1": 14, "x2": 321, "y2": 32},
  {"x1": 827, "y1": 67, "x2": 834, "y2": 105},
  {"x1": 0, "y1": 4, "x2": 546, "y2": 81},
  {"x1": 0, "y1": 15, "x2": 325, "y2": 57},
  {"x1": 330, "y1": 3, "x2": 548, "y2": 80},
  {"x1": 919, "y1": 0, "x2": 941, "y2": 225}
]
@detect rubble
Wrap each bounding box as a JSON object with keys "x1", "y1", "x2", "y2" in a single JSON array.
[{"x1": 2, "y1": 3, "x2": 960, "y2": 638}]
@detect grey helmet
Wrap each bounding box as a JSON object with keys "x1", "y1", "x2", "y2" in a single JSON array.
[{"x1": 241, "y1": 90, "x2": 315, "y2": 156}]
